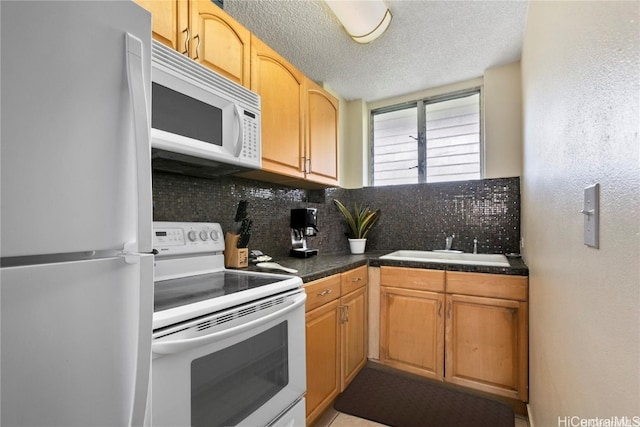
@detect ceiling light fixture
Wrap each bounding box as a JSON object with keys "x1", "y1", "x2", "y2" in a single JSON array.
[{"x1": 324, "y1": 0, "x2": 392, "y2": 44}]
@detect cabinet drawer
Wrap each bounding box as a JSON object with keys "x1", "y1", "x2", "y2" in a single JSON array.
[
  {"x1": 380, "y1": 266, "x2": 445, "y2": 292},
  {"x1": 341, "y1": 265, "x2": 367, "y2": 295},
  {"x1": 446, "y1": 271, "x2": 528, "y2": 301},
  {"x1": 304, "y1": 274, "x2": 341, "y2": 311}
]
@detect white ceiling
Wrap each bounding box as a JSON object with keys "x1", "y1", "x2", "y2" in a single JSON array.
[{"x1": 223, "y1": 0, "x2": 529, "y2": 102}]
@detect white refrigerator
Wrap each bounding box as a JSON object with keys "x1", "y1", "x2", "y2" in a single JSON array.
[{"x1": 1, "y1": 1, "x2": 153, "y2": 426}]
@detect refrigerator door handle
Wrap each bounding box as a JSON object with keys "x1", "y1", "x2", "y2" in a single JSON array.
[
  {"x1": 130, "y1": 254, "x2": 154, "y2": 427},
  {"x1": 125, "y1": 33, "x2": 153, "y2": 254}
]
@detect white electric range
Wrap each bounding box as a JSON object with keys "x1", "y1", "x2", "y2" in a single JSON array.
[{"x1": 151, "y1": 221, "x2": 306, "y2": 427}]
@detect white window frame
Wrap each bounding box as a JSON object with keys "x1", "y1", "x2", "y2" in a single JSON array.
[{"x1": 369, "y1": 88, "x2": 484, "y2": 186}]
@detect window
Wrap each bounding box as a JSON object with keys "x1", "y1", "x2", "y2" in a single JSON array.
[{"x1": 371, "y1": 90, "x2": 482, "y2": 186}]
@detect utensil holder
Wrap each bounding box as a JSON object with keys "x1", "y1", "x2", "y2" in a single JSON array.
[{"x1": 225, "y1": 232, "x2": 248, "y2": 268}]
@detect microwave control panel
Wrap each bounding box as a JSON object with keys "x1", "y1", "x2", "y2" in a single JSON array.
[
  {"x1": 240, "y1": 110, "x2": 260, "y2": 163},
  {"x1": 153, "y1": 221, "x2": 224, "y2": 256}
]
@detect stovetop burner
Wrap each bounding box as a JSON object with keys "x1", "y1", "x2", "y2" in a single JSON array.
[
  {"x1": 152, "y1": 221, "x2": 303, "y2": 330},
  {"x1": 154, "y1": 271, "x2": 291, "y2": 313}
]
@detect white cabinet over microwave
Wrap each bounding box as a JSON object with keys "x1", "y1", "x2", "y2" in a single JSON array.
[{"x1": 150, "y1": 40, "x2": 261, "y2": 177}]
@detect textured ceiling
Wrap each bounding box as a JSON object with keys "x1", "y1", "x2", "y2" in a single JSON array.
[{"x1": 223, "y1": 0, "x2": 529, "y2": 102}]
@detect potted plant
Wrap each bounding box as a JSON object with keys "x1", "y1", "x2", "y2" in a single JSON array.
[{"x1": 333, "y1": 199, "x2": 381, "y2": 254}]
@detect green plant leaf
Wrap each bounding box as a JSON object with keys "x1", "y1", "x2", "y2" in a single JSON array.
[{"x1": 333, "y1": 199, "x2": 380, "y2": 239}]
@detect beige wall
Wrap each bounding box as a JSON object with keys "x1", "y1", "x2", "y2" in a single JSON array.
[
  {"x1": 340, "y1": 62, "x2": 523, "y2": 188},
  {"x1": 521, "y1": 2, "x2": 639, "y2": 426},
  {"x1": 341, "y1": 99, "x2": 368, "y2": 189},
  {"x1": 484, "y1": 62, "x2": 523, "y2": 179}
]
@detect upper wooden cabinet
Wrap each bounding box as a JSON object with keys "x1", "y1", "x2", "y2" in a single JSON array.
[
  {"x1": 133, "y1": 0, "x2": 250, "y2": 87},
  {"x1": 189, "y1": 0, "x2": 250, "y2": 86},
  {"x1": 246, "y1": 35, "x2": 339, "y2": 188},
  {"x1": 135, "y1": 1, "x2": 340, "y2": 187},
  {"x1": 249, "y1": 35, "x2": 305, "y2": 181},
  {"x1": 305, "y1": 78, "x2": 339, "y2": 186},
  {"x1": 134, "y1": 0, "x2": 186, "y2": 52}
]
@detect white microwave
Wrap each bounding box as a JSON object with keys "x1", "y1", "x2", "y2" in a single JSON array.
[{"x1": 150, "y1": 40, "x2": 261, "y2": 177}]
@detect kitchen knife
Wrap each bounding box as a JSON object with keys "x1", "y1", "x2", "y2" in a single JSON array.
[
  {"x1": 237, "y1": 219, "x2": 252, "y2": 248},
  {"x1": 234, "y1": 200, "x2": 248, "y2": 234},
  {"x1": 234, "y1": 200, "x2": 248, "y2": 222}
]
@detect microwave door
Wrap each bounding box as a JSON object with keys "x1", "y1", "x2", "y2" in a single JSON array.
[{"x1": 151, "y1": 81, "x2": 224, "y2": 151}]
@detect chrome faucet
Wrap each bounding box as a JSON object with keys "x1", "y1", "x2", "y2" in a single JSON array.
[
  {"x1": 473, "y1": 237, "x2": 478, "y2": 254},
  {"x1": 445, "y1": 234, "x2": 455, "y2": 251}
]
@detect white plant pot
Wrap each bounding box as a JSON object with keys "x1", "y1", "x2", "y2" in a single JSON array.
[{"x1": 348, "y1": 238, "x2": 367, "y2": 254}]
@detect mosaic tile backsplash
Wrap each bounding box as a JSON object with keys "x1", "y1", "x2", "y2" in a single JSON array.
[{"x1": 153, "y1": 172, "x2": 521, "y2": 258}]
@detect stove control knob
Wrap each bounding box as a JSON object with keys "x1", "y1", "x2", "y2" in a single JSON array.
[
  {"x1": 199, "y1": 230, "x2": 209, "y2": 241},
  {"x1": 187, "y1": 230, "x2": 197, "y2": 241},
  {"x1": 210, "y1": 230, "x2": 221, "y2": 241}
]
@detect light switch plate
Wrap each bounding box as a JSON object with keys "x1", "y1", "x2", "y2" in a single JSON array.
[{"x1": 583, "y1": 183, "x2": 599, "y2": 248}]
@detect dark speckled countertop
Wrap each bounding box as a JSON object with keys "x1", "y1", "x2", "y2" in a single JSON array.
[{"x1": 244, "y1": 250, "x2": 529, "y2": 283}]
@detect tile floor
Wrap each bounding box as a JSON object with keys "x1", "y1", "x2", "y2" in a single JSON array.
[{"x1": 314, "y1": 407, "x2": 531, "y2": 427}]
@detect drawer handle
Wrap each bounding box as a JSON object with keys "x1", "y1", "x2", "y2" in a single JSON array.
[
  {"x1": 317, "y1": 289, "x2": 333, "y2": 297},
  {"x1": 351, "y1": 277, "x2": 362, "y2": 282}
]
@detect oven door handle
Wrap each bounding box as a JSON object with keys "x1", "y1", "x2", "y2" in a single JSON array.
[{"x1": 152, "y1": 292, "x2": 306, "y2": 355}]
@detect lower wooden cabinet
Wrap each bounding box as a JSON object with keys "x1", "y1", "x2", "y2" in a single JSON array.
[
  {"x1": 380, "y1": 286, "x2": 444, "y2": 380},
  {"x1": 305, "y1": 298, "x2": 340, "y2": 425},
  {"x1": 304, "y1": 266, "x2": 368, "y2": 426},
  {"x1": 445, "y1": 293, "x2": 528, "y2": 401},
  {"x1": 341, "y1": 285, "x2": 367, "y2": 389},
  {"x1": 379, "y1": 267, "x2": 529, "y2": 402}
]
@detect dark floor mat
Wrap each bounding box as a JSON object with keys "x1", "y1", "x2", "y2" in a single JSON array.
[{"x1": 334, "y1": 366, "x2": 515, "y2": 427}]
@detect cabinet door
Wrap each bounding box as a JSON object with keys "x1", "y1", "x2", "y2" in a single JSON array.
[
  {"x1": 134, "y1": 0, "x2": 187, "y2": 52},
  {"x1": 380, "y1": 286, "x2": 445, "y2": 380},
  {"x1": 445, "y1": 294, "x2": 528, "y2": 401},
  {"x1": 305, "y1": 299, "x2": 341, "y2": 426},
  {"x1": 341, "y1": 286, "x2": 367, "y2": 391},
  {"x1": 250, "y1": 35, "x2": 305, "y2": 179},
  {"x1": 189, "y1": 0, "x2": 250, "y2": 87},
  {"x1": 305, "y1": 78, "x2": 338, "y2": 186}
]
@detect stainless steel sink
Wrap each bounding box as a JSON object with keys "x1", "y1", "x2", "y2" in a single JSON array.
[{"x1": 379, "y1": 250, "x2": 510, "y2": 267}]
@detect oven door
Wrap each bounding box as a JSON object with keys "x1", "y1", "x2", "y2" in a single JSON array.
[{"x1": 151, "y1": 289, "x2": 306, "y2": 427}]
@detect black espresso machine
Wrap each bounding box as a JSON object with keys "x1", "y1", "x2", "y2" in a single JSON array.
[{"x1": 290, "y1": 208, "x2": 318, "y2": 258}]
